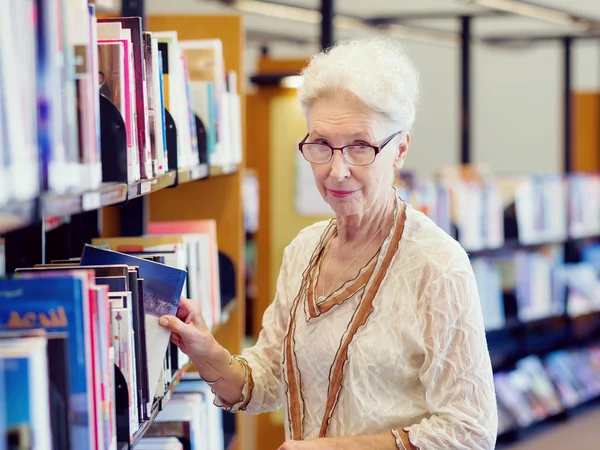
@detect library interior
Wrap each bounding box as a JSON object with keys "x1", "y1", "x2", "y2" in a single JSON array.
[{"x1": 3, "y1": 0, "x2": 600, "y2": 449}]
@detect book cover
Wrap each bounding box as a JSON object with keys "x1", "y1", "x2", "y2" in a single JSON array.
[
  {"x1": 0, "y1": 274, "x2": 95, "y2": 448},
  {"x1": 80, "y1": 245, "x2": 186, "y2": 402},
  {"x1": 98, "y1": 17, "x2": 152, "y2": 179}
]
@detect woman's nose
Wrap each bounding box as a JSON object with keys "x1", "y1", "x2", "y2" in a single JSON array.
[{"x1": 329, "y1": 150, "x2": 351, "y2": 181}]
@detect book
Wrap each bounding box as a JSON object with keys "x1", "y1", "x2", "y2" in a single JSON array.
[
  {"x1": 0, "y1": 0, "x2": 39, "y2": 202},
  {"x1": 98, "y1": 17, "x2": 153, "y2": 179},
  {"x1": 67, "y1": 0, "x2": 99, "y2": 190},
  {"x1": 0, "y1": 335, "x2": 52, "y2": 450},
  {"x1": 143, "y1": 32, "x2": 162, "y2": 176},
  {"x1": 151, "y1": 37, "x2": 167, "y2": 174},
  {"x1": 148, "y1": 221, "x2": 221, "y2": 328},
  {"x1": 80, "y1": 244, "x2": 186, "y2": 402},
  {"x1": 98, "y1": 34, "x2": 139, "y2": 183}
]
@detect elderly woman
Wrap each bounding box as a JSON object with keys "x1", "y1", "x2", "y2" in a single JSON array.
[{"x1": 160, "y1": 37, "x2": 497, "y2": 449}]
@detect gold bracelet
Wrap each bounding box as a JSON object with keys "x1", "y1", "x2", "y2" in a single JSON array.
[{"x1": 200, "y1": 348, "x2": 233, "y2": 386}]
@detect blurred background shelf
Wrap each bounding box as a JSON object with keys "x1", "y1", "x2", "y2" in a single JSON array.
[
  {"x1": 0, "y1": 199, "x2": 39, "y2": 235},
  {"x1": 209, "y1": 164, "x2": 239, "y2": 177}
]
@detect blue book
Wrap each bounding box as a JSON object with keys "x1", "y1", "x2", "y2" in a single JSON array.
[
  {"x1": 0, "y1": 359, "x2": 5, "y2": 450},
  {"x1": 1, "y1": 336, "x2": 52, "y2": 450},
  {"x1": 4, "y1": 357, "x2": 32, "y2": 449},
  {"x1": 80, "y1": 244, "x2": 185, "y2": 402},
  {"x1": 158, "y1": 51, "x2": 168, "y2": 167},
  {"x1": 0, "y1": 275, "x2": 94, "y2": 449}
]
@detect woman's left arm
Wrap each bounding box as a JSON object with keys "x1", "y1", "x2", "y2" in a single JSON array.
[{"x1": 400, "y1": 255, "x2": 498, "y2": 450}]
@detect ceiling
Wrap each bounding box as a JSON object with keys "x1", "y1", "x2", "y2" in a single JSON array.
[{"x1": 136, "y1": 0, "x2": 600, "y2": 50}]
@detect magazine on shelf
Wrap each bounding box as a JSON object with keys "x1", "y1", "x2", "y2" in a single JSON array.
[
  {"x1": 80, "y1": 244, "x2": 186, "y2": 402},
  {"x1": 0, "y1": 273, "x2": 97, "y2": 448}
]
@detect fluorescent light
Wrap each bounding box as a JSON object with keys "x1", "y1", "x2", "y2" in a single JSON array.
[
  {"x1": 470, "y1": 0, "x2": 597, "y2": 30},
  {"x1": 280, "y1": 75, "x2": 303, "y2": 89},
  {"x1": 234, "y1": 0, "x2": 321, "y2": 24},
  {"x1": 385, "y1": 23, "x2": 460, "y2": 45},
  {"x1": 232, "y1": 0, "x2": 459, "y2": 46}
]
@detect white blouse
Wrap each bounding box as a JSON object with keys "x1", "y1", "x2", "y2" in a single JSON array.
[{"x1": 218, "y1": 202, "x2": 498, "y2": 449}]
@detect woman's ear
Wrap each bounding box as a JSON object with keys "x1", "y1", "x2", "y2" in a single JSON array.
[{"x1": 393, "y1": 133, "x2": 410, "y2": 170}]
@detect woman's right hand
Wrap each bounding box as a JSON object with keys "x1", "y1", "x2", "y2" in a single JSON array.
[{"x1": 159, "y1": 297, "x2": 216, "y2": 361}]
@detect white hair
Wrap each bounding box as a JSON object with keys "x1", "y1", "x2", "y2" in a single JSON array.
[{"x1": 297, "y1": 37, "x2": 420, "y2": 131}]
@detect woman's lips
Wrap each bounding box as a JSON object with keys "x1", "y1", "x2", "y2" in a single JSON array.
[{"x1": 328, "y1": 189, "x2": 357, "y2": 199}]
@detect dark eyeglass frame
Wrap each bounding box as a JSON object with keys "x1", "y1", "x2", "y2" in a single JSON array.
[{"x1": 298, "y1": 131, "x2": 403, "y2": 166}]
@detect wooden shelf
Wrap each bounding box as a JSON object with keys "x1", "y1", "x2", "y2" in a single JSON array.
[
  {"x1": 178, "y1": 164, "x2": 209, "y2": 184},
  {"x1": 127, "y1": 171, "x2": 177, "y2": 200},
  {"x1": 118, "y1": 362, "x2": 192, "y2": 449},
  {"x1": 209, "y1": 163, "x2": 239, "y2": 177},
  {"x1": 43, "y1": 182, "x2": 128, "y2": 218}
]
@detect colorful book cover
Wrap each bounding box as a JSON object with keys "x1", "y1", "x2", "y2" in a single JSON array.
[
  {"x1": 0, "y1": 274, "x2": 95, "y2": 449},
  {"x1": 98, "y1": 39, "x2": 136, "y2": 183},
  {"x1": 98, "y1": 17, "x2": 152, "y2": 179},
  {"x1": 80, "y1": 245, "x2": 186, "y2": 401}
]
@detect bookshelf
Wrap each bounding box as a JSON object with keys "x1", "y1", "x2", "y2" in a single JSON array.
[
  {"x1": 1, "y1": 8, "x2": 248, "y2": 450},
  {"x1": 97, "y1": 13, "x2": 248, "y2": 450}
]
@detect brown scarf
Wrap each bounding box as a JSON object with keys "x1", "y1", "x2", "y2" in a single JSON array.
[{"x1": 282, "y1": 197, "x2": 405, "y2": 439}]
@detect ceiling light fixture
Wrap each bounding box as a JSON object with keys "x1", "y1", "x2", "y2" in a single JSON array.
[{"x1": 468, "y1": 0, "x2": 598, "y2": 31}]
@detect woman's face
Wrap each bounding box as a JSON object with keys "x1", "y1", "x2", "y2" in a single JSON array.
[{"x1": 306, "y1": 94, "x2": 408, "y2": 218}]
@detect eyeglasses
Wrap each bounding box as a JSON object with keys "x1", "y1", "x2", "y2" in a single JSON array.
[{"x1": 298, "y1": 131, "x2": 402, "y2": 166}]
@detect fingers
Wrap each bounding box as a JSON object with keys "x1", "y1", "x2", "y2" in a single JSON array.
[
  {"x1": 170, "y1": 333, "x2": 181, "y2": 346},
  {"x1": 159, "y1": 315, "x2": 192, "y2": 339}
]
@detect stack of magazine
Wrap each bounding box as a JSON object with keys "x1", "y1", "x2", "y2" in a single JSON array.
[{"x1": 0, "y1": 244, "x2": 187, "y2": 449}]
